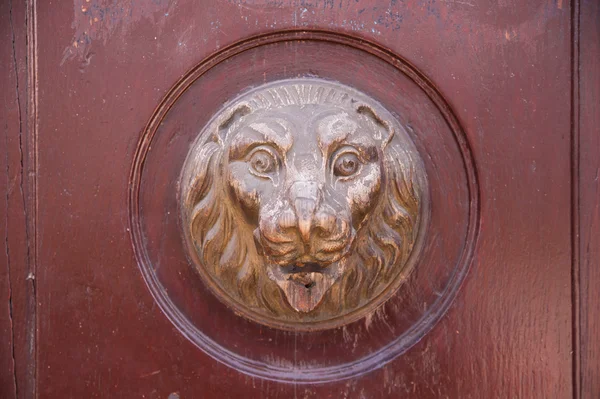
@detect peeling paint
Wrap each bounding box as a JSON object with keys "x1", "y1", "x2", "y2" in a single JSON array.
[{"x1": 61, "y1": 0, "x2": 177, "y2": 66}]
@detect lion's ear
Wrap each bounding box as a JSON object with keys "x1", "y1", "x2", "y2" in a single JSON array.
[
  {"x1": 213, "y1": 103, "x2": 252, "y2": 145},
  {"x1": 356, "y1": 104, "x2": 394, "y2": 149}
]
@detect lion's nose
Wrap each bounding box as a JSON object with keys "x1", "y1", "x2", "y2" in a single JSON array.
[
  {"x1": 294, "y1": 198, "x2": 317, "y2": 243},
  {"x1": 289, "y1": 181, "x2": 320, "y2": 243}
]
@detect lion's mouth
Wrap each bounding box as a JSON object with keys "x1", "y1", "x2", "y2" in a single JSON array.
[
  {"x1": 267, "y1": 261, "x2": 344, "y2": 313},
  {"x1": 286, "y1": 263, "x2": 322, "y2": 290},
  {"x1": 283, "y1": 262, "x2": 321, "y2": 276}
]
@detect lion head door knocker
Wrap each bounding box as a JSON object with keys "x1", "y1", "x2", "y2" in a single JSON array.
[{"x1": 180, "y1": 79, "x2": 428, "y2": 330}]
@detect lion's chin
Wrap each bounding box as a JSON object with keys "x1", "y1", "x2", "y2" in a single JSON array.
[{"x1": 267, "y1": 262, "x2": 344, "y2": 313}]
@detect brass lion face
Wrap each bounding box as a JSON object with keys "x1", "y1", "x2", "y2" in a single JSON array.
[{"x1": 180, "y1": 79, "x2": 427, "y2": 330}]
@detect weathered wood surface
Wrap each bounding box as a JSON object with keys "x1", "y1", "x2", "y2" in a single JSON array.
[
  {"x1": 1, "y1": 0, "x2": 598, "y2": 397},
  {"x1": 578, "y1": 0, "x2": 600, "y2": 397},
  {"x1": 1, "y1": 1, "x2": 35, "y2": 398}
]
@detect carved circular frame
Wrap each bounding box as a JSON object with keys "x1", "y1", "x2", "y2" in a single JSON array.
[{"x1": 129, "y1": 30, "x2": 479, "y2": 383}]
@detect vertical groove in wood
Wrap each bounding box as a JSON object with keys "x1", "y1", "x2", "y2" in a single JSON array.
[
  {"x1": 579, "y1": 0, "x2": 600, "y2": 397},
  {"x1": 25, "y1": 0, "x2": 38, "y2": 397}
]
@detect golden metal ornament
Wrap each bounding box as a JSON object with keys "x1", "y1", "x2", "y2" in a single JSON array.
[{"x1": 180, "y1": 79, "x2": 427, "y2": 331}]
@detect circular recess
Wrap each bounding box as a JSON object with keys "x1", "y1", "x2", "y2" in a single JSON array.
[{"x1": 129, "y1": 30, "x2": 479, "y2": 383}]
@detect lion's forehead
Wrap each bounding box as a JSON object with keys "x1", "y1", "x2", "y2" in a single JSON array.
[{"x1": 233, "y1": 105, "x2": 377, "y2": 150}]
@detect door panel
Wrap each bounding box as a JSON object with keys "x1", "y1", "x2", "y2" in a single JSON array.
[{"x1": 2, "y1": 0, "x2": 598, "y2": 397}]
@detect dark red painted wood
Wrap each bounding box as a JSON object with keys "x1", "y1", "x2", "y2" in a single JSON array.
[
  {"x1": 579, "y1": 0, "x2": 600, "y2": 396},
  {"x1": 1, "y1": 1, "x2": 35, "y2": 398},
  {"x1": 0, "y1": 1, "x2": 19, "y2": 396},
  {"x1": 2, "y1": 0, "x2": 598, "y2": 397}
]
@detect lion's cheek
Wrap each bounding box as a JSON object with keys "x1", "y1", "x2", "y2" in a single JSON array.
[{"x1": 226, "y1": 162, "x2": 265, "y2": 221}]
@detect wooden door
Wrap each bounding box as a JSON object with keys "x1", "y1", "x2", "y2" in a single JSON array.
[{"x1": 1, "y1": 0, "x2": 599, "y2": 397}]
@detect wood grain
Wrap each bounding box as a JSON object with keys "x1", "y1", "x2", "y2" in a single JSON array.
[
  {"x1": 0, "y1": 0, "x2": 20, "y2": 396},
  {"x1": 578, "y1": 0, "x2": 600, "y2": 397},
  {"x1": 0, "y1": 1, "x2": 35, "y2": 398}
]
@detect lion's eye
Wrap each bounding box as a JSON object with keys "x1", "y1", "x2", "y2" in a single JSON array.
[
  {"x1": 333, "y1": 152, "x2": 361, "y2": 177},
  {"x1": 248, "y1": 148, "x2": 278, "y2": 176}
]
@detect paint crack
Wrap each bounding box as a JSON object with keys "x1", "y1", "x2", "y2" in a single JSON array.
[{"x1": 6, "y1": 0, "x2": 23, "y2": 397}]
